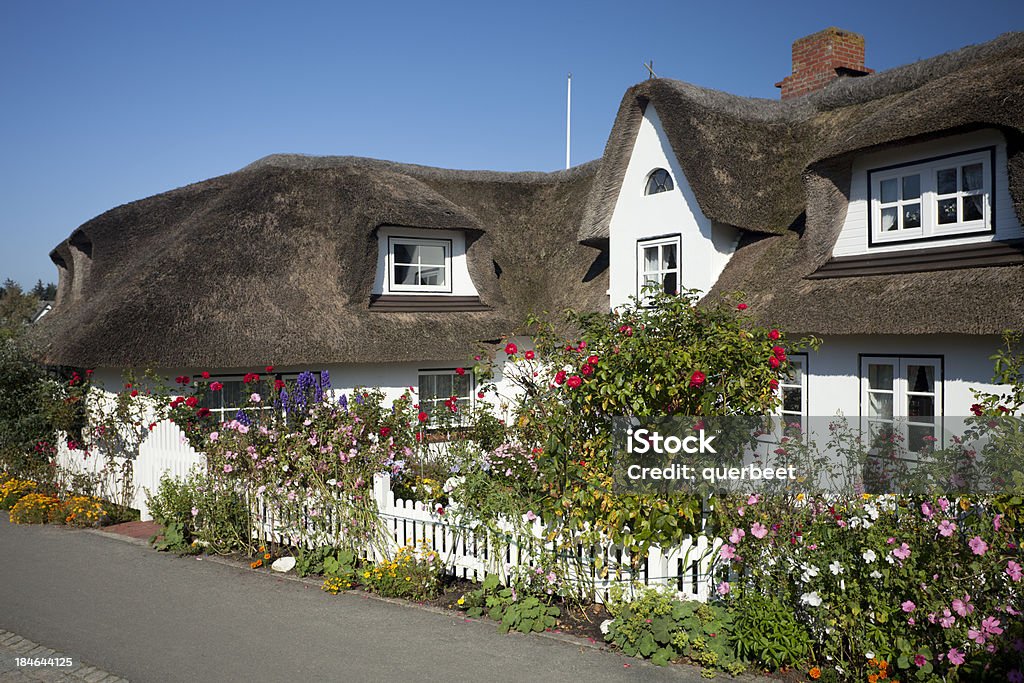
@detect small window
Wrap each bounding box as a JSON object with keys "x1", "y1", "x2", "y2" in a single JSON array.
[
  {"x1": 778, "y1": 355, "x2": 808, "y2": 432},
  {"x1": 388, "y1": 237, "x2": 452, "y2": 293},
  {"x1": 418, "y1": 370, "x2": 473, "y2": 425},
  {"x1": 645, "y1": 168, "x2": 674, "y2": 195},
  {"x1": 861, "y1": 356, "x2": 943, "y2": 453},
  {"x1": 869, "y1": 148, "x2": 994, "y2": 246},
  {"x1": 637, "y1": 235, "x2": 680, "y2": 297}
]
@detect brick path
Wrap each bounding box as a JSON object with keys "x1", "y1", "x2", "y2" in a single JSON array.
[
  {"x1": 99, "y1": 521, "x2": 160, "y2": 541},
  {"x1": 0, "y1": 631, "x2": 128, "y2": 683}
]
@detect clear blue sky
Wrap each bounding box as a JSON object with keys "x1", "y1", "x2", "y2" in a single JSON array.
[{"x1": 2, "y1": 0, "x2": 1022, "y2": 288}]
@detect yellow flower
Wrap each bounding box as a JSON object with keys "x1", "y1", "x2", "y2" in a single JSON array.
[
  {"x1": 457, "y1": 597, "x2": 465, "y2": 606},
  {"x1": 363, "y1": 571, "x2": 371, "y2": 578}
]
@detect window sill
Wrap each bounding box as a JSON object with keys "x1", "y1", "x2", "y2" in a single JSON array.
[
  {"x1": 809, "y1": 240, "x2": 1024, "y2": 279},
  {"x1": 369, "y1": 295, "x2": 490, "y2": 312}
]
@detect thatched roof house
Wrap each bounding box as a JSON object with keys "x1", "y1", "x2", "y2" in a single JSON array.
[{"x1": 33, "y1": 30, "x2": 1024, "y2": 371}]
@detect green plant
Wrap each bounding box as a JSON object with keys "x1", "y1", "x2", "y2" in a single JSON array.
[
  {"x1": 360, "y1": 543, "x2": 441, "y2": 600},
  {"x1": 8, "y1": 492, "x2": 60, "y2": 524},
  {"x1": 732, "y1": 591, "x2": 812, "y2": 670},
  {"x1": 459, "y1": 574, "x2": 561, "y2": 634}
]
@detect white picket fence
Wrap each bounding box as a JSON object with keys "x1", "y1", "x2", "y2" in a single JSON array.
[
  {"x1": 54, "y1": 420, "x2": 205, "y2": 521},
  {"x1": 255, "y1": 472, "x2": 724, "y2": 603}
]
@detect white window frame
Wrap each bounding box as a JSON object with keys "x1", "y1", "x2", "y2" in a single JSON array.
[
  {"x1": 636, "y1": 234, "x2": 681, "y2": 298},
  {"x1": 860, "y1": 356, "x2": 943, "y2": 453},
  {"x1": 417, "y1": 368, "x2": 474, "y2": 426},
  {"x1": 387, "y1": 236, "x2": 453, "y2": 293},
  {"x1": 198, "y1": 375, "x2": 298, "y2": 423},
  {"x1": 777, "y1": 354, "x2": 808, "y2": 431},
  {"x1": 868, "y1": 148, "x2": 994, "y2": 246}
]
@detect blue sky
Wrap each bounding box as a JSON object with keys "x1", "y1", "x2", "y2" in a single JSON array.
[{"x1": 2, "y1": 1, "x2": 1022, "y2": 288}]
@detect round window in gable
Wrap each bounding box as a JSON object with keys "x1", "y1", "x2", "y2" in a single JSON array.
[{"x1": 645, "y1": 168, "x2": 674, "y2": 195}]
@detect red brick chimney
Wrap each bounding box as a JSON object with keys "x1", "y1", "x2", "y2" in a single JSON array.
[{"x1": 775, "y1": 27, "x2": 873, "y2": 99}]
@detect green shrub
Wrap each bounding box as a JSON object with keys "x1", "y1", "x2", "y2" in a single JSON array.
[{"x1": 732, "y1": 591, "x2": 812, "y2": 670}]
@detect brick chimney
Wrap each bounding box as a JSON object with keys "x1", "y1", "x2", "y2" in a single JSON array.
[{"x1": 775, "y1": 27, "x2": 873, "y2": 99}]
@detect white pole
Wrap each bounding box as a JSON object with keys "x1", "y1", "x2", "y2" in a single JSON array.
[{"x1": 566, "y1": 73, "x2": 571, "y2": 169}]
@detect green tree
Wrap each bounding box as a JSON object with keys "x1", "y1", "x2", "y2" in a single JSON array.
[{"x1": 0, "y1": 279, "x2": 40, "y2": 339}]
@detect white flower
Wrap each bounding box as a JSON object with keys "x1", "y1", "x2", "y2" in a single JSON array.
[
  {"x1": 862, "y1": 549, "x2": 877, "y2": 563},
  {"x1": 829, "y1": 561, "x2": 843, "y2": 575},
  {"x1": 870, "y1": 570, "x2": 882, "y2": 579},
  {"x1": 800, "y1": 591, "x2": 823, "y2": 607},
  {"x1": 885, "y1": 554, "x2": 895, "y2": 565},
  {"x1": 865, "y1": 651, "x2": 875, "y2": 660},
  {"x1": 864, "y1": 503, "x2": 879, "y2": 520},
  {"x1": 600, "y1": 619, "x2": 614, "y2": 635},
  {"x1": 800, "y1": 563, "x2": 820, "y2": 583}
]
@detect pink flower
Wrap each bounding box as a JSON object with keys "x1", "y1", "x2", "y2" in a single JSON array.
[
  {"x1": 938, "y1": 520, "x2": 956, "y2": 537},
  {"x1": 747, "y1": 494, "x2": 759, "y2": 505},
  {"x1": 914, "y1": 654, "x2": 927, "y2": 667},
  {"x1": 952, "y1": 595, "x2": 974, "y2": 617},
  {"x1": 936, "y1": 497, "x2": 950, "y2": 512},
  {"x1": 729, "y1": 528, "x2": 745, "y2": 545},
  {"x1": 892, "y1": 543, "x2": 911, "y2": 560},
  {"x1": 921, "y1": 502, "x2": 934, "y2": 519},
  {"x1": 947, "y1": 648, "x2": 965, "y2": 666},
  {"x1": 995, "y1": 513, "x2": 1003, "y2": 531},
  {"x1": 751, "y1": 522, "x2": 768, "y2": 539},
  {"x1": 525, "y1": 511, "x2": 537, "y2": 522},
  {"x1": 939, "y1": 609, "x2": 955, "y2": 628},
  {"x1": 969, "y1": 536, "x2": 989, "y2": 556},
  {"x1": 982, "y1": 616, "x2": 1004, "y2": 637},
  {"x1": 720, "y1": 545, "x2": 736, "y2": 561},
  {"x1": 902, "y1": 600, "x2": 916, "y2": 613},
  {"x1": 968, "y1": 628, "x2": 985, "y2": 645},
  {"x1": 717, "y1": 581, "x2": 730, "y2": 595},
  {"x1": 1007, "y1": 560, "x2": 1023, "y2": 582}
]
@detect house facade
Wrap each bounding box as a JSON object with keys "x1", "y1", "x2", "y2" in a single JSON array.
[{"x1": 33, "y1": 29, "x2": 1024, "y2": 442}]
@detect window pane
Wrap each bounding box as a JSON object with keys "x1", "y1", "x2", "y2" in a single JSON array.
[
  {"x1": 880, "y1": 178, "x2": 897, "y2": 204},
  {"x1": 908, "y1": 424, "x2": 936, "y2": 452},
  {"x1": 881, "y1": 207, "x2": 898, "y2": 231},
  {"x1": 643, "y1": 246, "x2": 659, "y2": 274},
  {"x1": 418, "y1": 245, "x2": 446, "y2": 266},
  {"x1": 907, "y1": 364, "x2": 935, "y2": 393},
  {"x1": 937, "y1": 198, "x2": 958, "y2": 224},
  {"x1": 662, "y1": 272, "x2": 677, "y2": 295},
  {"x1": 937, "y1": 168, "x2": 957, "y2": 195},
  {"x1": 394, "y1": 243, "x2": 415, "y2": 263},
  {"x1": 419, "y1": 374, "x2": 436, "y2": 401},
  {"x1": 453, "y1": 373, "x2": 471, "y2": 398},
  {"x1": 782, "y1": 387, "x2": 802, "y2": 413},
  {"x1": 221, "y1": 381, "x2": 243, "y2": 410},
  {"x1": 962, "y1": 163, "x2": 983, "y2": 192},
  {"x1": 786, "y1": 361, "x2": 803, "y2": 384},
  {"x1": 394, "y1": 264, "x2": 417, "y2": 284},
  {"x1": 902, "y1": 174, "x2": 920, "y2": 200},
  {"x1": 868, "y1": 364, "x2": 894, "y2": 390},
  {"x1": 908, "y1": 395, "x2": 935, "y2": 419},
  {"x1": 902, "y1": 203, "x2": 921, "y2": 229},
  {"x1": 868, "y1": 392, "x2": 893, "y2": 419},
  {"x1": 964, "y1": 195, "x2": 984, "y2": 221},
  {"x1": 418, "y1": 265, "x2": 445, "y2": 286},
  {"x1": 662, "y1": 244, "x2": 677, "y2": 269}
]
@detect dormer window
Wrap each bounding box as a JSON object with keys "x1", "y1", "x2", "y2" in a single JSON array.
[
  {"x1": 388, "y1": 237, "x2": 452, "y2": 293},
  {"x1": 869, "y1": 148, "x2": 994, "y2": 246},
  {"x1": 644, "y1": 168, "x2": 674, "y2": 195}
]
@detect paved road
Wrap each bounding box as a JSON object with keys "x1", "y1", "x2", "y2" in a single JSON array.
[{"x1": 0, "y1": 518, "x2": 735, "y2": 683}]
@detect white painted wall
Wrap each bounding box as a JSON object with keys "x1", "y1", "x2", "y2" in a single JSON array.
[
  {"x1": 803, "y1": 334, "x2": 1006, "y2": 418},
  {"x1": 372, "y1": 226, "x2": 479, "y2": 296},
  {"x1": 607, "y1": 104, "x2": 738, "y2": 308},
  {"x1": 832, "y1": 129, "x2": 1023, "y2": 257}
]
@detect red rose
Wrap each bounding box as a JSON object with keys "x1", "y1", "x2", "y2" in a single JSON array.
[
  {"x1": 379, "y1": 427, "x2": 391, "y2": 438},
  {"x1": 196, "y1": 407, "x2": 211, "y2": 418},
  {"x1": 581, "y1": 364, "x2": 593, "y2": 376},
  {"x1": 769, "y1": 379, "x2": 779, "y2": 390},
  {"x1": 243, "y1": 373, "x2": 260, "y2": 384},
  {"x1": 85, "y1": 369, "x2": 94, "y2": 376},
  {"x1": 689, "y1": 371, "x2": 706, "y2": 387},
  {"x1": 769, "y1": 356, "x2": 781, "y2": 369},
  {"x1": 474, "y1": 355, "x2": 482, "y2": 361},
  {"x1": 504, "y1": 342, "x2": 518, "y2": 355},
  {"x1": 619, "y1": 325, "x2": 634, "y2": 337},
  {"x1": 578, "y1": 341, "x2": 587, "y2": 351},
  {"x1": 477, "y1": 391, "x2": 485, "y2": 399},
  {"x1": 201, "y1": 371, "x2": 210, "y2": 379},
  {"x1": 125, "y1": 383, "x2": 132, "y2": 389},
  {"x1": 970, "y1": 403, "x2": 984, "y2": 416},
  {"x1": 524, "y1": 350, "x2": 535, "y2": 360},
  {"x1": 768, "y1": 329, "x2": 780, "y2": 341},
  {"x1": 737, "y1": 303, "x2": 748, "y2": 311},
  {"x1": 566, "y1": 375, "x2": 582, "y2": 389},
  {"x1": 587, "y1": 355, "x2": 599, "y2": 365},
  {"x1": 130, "y1": 390, "x2": 139, "y2": 397},
  {"x1": 772, "y1": 345, "x2": 786, "y2": 358},
  {"x1": 210, "y1": 382, "x2": 224, "y2": 391},
  {"x1": 455, "y1": 367, "x2": 465, "y2": 376},
  {"x1": 185, "y1": 396, "x2": 199, "y2": 408},
  {"x1": 274, "y1": 379, "x2": 286, "y2": 391},
  {"x1": 554, "y1": 370, "x2": 567, "y2": 385},
  {"x1": 265, "y1": 365, "x2": 274, "y2": 373},
  {"x1": 417, "y1": 411, "x2": 428, "y2": 423}
]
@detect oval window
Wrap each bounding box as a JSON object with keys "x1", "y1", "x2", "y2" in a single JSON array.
[{"x1": 645, "y1": 168, "x2": 674, "y2": 195}]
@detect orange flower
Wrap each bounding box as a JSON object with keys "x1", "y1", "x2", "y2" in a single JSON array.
[
  {"x1": 263, "y1": 553, "x2": 271, "y2": 560},
  {"x1": 879, "y1": 661, "x2": 888, "y2": 670},
  {"x1": 808, "y1": 666, "x2": 821, "y2": 679},
  {"x1": 868, "y1": 675, "x2": 878, "y2": 683}
]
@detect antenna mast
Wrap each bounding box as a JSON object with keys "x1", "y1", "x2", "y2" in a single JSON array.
[{"x1": 566, "y1": 73, "x2": 572, "y2": 169}]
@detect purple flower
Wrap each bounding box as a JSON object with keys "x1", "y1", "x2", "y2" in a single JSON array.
[
  {"x1": 320, "y1": 370, "x2": 331, "y2": 392},
  {"x1": 921, "y1": 502, "x2": 934, "y2": 519},
  {"x1": 1008, "y1": 671, "x2": 1023, "y2": 683},
  {"x1": 952, "y1": 594, "x2": 974, "y2": 617},
  {"x1": 968, "y1": 628, "x2": 985, "y2": 645},
  {"x1": 339, "y1": 393, "x2": 348, "y2": 409},
  {"x1": 901, "y1": 600, "x2": 916, "y2": 612},
  {"x1": 234, "y1": 409, "x2": 251, "y2": 427},
  {"x1": 914, "y1": 654, "x2": 927, "y2": 667},
  {"x1": 981, "y1": 616, "x2": 1004, "y2": 637},
  {"x1": 969, "y1": 536, "x2": 989, "y2": 556}
]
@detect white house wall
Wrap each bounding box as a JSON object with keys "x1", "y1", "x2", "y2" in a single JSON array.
[
  {"x1": 803, "y1": 334, "x2": 1005, "y2": 418},
  {"x1": 372, "y1": 226, "x2": 479, "y2": 296},
  {"x1": 607, "y1": 104, "x2": 738, "y2": 308},
  {"x1": 832, "y1": 129, "x2": 1023, "y2": 258}
]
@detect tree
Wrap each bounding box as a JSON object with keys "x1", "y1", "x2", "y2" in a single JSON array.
[{"x1": 0, "y1": 280, "x2": 39, "y2": 339}]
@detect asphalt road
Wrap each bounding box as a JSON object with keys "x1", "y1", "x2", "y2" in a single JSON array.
[{"x1": 0, "y1": 517, "x2": 731, "y2": 683}]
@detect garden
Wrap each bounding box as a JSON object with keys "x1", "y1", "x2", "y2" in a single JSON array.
[{"x1": 1, "y1": 290, "x2": 1022, "y2": 681}]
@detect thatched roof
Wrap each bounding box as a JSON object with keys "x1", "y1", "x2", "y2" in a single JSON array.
[
  {"x1": 34, "y1": 157, "x2": 607, "y2": 367},
  {"x1": 581, "y1": 32, "x2": 1024, "y2": 243}
]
